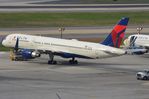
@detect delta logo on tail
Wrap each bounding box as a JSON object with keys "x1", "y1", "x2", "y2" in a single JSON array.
[{"x1": 101, "y1": 17, "x2": 129, "y2": 48}]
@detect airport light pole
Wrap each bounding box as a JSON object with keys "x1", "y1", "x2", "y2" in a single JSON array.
[
  {"x1": 137, "y1": 26, "x2": 143, "y2": 34},
  {"x1": 59, "y1": 27, "x2": 65, "y2": 39}
]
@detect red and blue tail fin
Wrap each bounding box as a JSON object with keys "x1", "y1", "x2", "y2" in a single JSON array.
[{"x1": 101, "y1": 17, "x2": 129, "y2": 48}]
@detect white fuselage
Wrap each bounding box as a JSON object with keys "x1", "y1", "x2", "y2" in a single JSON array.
[
  {"x1": 2, "y1": 34, "x2": 125, "y2": 59},
  {"x1": 127, "y1": 34, "x2": 149, "y2": 47}
]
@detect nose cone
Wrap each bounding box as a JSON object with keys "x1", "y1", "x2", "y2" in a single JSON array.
[{"x1": 2, "y1": 39, "x2": 6, "y2": 46}]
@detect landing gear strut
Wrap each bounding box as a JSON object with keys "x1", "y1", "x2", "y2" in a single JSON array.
[
  {"x1": 69, "y1": 57, "x2": 78, "y2": 64},
  {"x1": 48, "y1": 52, "x2": 57, "y2": 64}
]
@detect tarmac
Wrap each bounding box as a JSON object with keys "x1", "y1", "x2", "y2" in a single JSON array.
[
  {"x1": 0, "y1": 0, "x2": 149, "y2": 12},
  {"x1": 0, "y1": 52, "x2": 149, "y2": 99}
]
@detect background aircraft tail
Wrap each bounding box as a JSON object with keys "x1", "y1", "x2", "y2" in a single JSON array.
[{"x1": 101, "y1": 17, "x2": 129, "y2": 48}]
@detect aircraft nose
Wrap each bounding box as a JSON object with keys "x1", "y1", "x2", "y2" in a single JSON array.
[{"x1": 2, "y1": 39, "x2": 6, "y2": 46}]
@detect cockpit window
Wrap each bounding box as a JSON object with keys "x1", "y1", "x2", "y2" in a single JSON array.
[{"x1": 2, "y1": 35, "x2": 12, "y2": 41}]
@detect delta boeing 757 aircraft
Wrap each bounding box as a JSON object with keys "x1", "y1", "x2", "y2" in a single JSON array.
[{"x1": 2, "y1": 17, "x2": 129, "y2": 64}]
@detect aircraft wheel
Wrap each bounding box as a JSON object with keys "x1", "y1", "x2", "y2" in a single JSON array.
[
  {"x1": 74, "y1": 60, "x2": 78, "y2": 64},
  {"x1": 69, "y1": 60, "x2": 78, "y2": 64},
  {"x1": 53, "y1": 61, "x2": 57, "y2": 64},
  {"x1": 48, "y1": 60, "x2": 57, "y2": 64}
]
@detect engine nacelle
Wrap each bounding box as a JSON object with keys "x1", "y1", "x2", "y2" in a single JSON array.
[
  {"x1": 31, "y1": 51, "x2": 41, "y2": 57},
  {"x1": 19, "y1": 49, "x2": 40, "y2": 59}
]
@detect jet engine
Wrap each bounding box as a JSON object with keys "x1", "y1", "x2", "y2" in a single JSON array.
[
  {"x1": 31, "y1": 51, "x2": 41, "y2": 57},
  {"x1": 20, "y1": 49, "x2": 40, "y2": 59},
  {"x1": 10, "y1": 49, "x2": 41, "y2": 61}
]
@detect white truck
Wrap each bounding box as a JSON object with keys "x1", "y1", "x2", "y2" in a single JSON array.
[{"x1": 136, "y1": 70, "x2": 149, "y2": 80}]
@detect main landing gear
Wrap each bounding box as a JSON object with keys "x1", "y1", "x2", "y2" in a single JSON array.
[
  {"x1": 48, "y1": 52, "x2": 57, "y2": 64},
  {"x1": 69, "y1": 57, "x2": 78, "y2": 64},
  {"x1": 48, "y1": 53, "x2": 78, "y2": 64}
]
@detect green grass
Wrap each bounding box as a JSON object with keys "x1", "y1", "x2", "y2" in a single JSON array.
[
  {"x1": 0, "y1": 44, "x2": 10, "y2": 51},
  {"x1": 0, "y1": 12, "x2": 148, "y2": 28}
]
